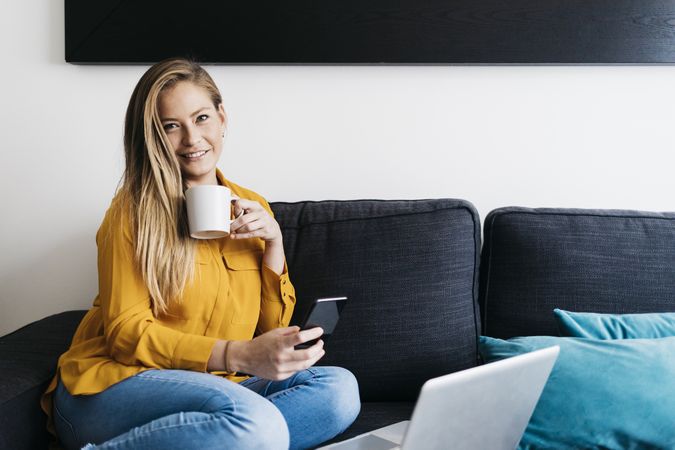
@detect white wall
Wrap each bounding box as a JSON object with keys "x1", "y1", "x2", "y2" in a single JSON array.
[{"x1": 2, "y1": 0, "x2": 675, "y2": 336}]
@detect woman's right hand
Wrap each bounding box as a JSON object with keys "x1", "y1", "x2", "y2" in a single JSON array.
[{"x1": 228, "y1": 326, "x2": 326, "y2": 380}]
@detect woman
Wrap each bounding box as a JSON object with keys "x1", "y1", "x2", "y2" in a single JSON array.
[{"x1": 40, "y1": 58, "x2": 360, "y2": 450}]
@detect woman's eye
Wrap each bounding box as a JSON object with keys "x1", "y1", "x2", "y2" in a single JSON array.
[
  {"x1": 197, "y1": 114, "x2": 209, "y2": 122},
  {"x1": 163, "y1": 123, "x2": 177, "y2": 131}
]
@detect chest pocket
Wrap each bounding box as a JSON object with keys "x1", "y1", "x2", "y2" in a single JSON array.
[{"x1": 222, "y1": 250, "x2": 263, "y2": 324}]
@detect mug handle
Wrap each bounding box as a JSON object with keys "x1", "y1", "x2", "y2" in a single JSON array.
[{"x1": 230, "y1": 194, "x2": 245, "y2": 220}]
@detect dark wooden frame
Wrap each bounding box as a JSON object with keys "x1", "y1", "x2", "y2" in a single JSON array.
[{"x1": 66, "y1": 0, "x2": 675, "y2": 64}]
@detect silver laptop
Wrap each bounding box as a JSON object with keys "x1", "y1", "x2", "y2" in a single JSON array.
[{"x1": 318, "y1": 346, "x2": 559, "y2": 450}]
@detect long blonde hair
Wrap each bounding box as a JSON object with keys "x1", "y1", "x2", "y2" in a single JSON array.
[{"x1": 119, "y1": 58, "x2": 223, "y2": 316}]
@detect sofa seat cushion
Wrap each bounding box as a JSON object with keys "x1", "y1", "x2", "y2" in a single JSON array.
[
  {"x1": 0, "y1": 310, "x2": 86, "y2": 450},
  {"x1": 272, "y1": 199, "x2": 482, "y2": 401},
  {"x1": 480, "y1": 207, "x2": 675, "y2": 338}
]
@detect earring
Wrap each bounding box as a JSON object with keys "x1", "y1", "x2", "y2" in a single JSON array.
[{"x1": 222, "y1": 131, "x2": 225, "y2": 138}]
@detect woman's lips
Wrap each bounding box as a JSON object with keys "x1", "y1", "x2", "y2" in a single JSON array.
[{"x1": 181, "y1": 149, "x2": 210, "y2": 161}]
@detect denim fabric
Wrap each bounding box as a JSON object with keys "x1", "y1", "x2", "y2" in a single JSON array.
[
  {"x1": 53, "y1": 367, "x2": 360, "y2": 450},
  {"x1": 271, "y1": 199, "x2": 482, "y2": 401},
  {"x1": 479, "y1": 207, "x2": 675, "y2": 339}
]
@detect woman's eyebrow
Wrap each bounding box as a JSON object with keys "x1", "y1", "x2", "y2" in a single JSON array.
[{"x1": 160, "y1": 106, "x2": 212, "y2": 122}]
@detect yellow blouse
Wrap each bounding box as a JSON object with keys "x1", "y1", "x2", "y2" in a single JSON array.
[{"x1": 40, "y1": 171, "x2": 296, "y2": 435}]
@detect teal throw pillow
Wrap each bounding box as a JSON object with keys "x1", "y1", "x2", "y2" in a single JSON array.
[
  {"x1": 479, "y1": 335, "x2": 675, "y2": 450},
  {"x1": 554, "y1": 308, "x2": 675, "y2": 339}
]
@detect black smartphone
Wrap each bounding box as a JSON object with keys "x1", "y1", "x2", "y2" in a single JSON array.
[{"x1": 295, "y1": 297, "x2": 348, "y2": 349}]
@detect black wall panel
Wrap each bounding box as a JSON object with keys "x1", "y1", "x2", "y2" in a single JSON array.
[{"x1": 65, "y1": 0, "x2": 675, "y2": 64}]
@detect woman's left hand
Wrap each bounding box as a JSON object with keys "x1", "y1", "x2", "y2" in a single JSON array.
[{"x1": 230, "y1": 198, "x2": 282, "y2": 243}]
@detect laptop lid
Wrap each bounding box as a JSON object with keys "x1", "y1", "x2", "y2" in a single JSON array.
[{"x1": 401, "y1": 345, "x2": 559, "y2": 450}]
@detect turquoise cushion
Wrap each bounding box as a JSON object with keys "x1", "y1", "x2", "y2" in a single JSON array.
[
  {"x1": 554, "y1": 308, "x2": 675, "y2": 339},
  {"x1": 479, "y1": 335, "x2": 675, "y2": 450}
]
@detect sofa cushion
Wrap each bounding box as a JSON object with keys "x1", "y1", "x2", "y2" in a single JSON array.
[
  {"x1": 271, "y1": 199, "x2": 481, "y2": 401},
  {"x1": 0, "y1": 310, "x2": 86, "y2": 450},
  {"x1": 479, "y1": 207, "x2": 675, "y2": 339},
  {"x1": 554, "y1": 309, "x2": 675, "y2": 339},
  {"x1": 479, "y1": 335, "x2": 675, "y2": 450}
]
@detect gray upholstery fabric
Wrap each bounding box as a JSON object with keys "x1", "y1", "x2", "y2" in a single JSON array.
[
  {"x1": 480, "y1": 207, "x2": 675, "y2": 339},
  {"x1": 272, "y1": 199, "x2": 481, "y2": 401}
]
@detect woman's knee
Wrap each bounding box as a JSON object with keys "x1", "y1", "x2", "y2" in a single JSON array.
[
  {"x1": 211, "y1": 391, "x2": 290, "y2": 450},
  {"x1": 316, "y1": 367, "x2": 361, "y2": 431},
  {"x1": 243, "y1": 400, "x2": 290, "y2": 450}
]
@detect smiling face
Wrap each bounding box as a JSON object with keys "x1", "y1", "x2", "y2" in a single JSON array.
[{"x1": 158, "y1": 81, "x2": 227, "y2": 186}]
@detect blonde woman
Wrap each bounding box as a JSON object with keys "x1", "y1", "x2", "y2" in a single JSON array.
[{"x1": 40, "y1": 58, "x2": 360, "y2": 450}]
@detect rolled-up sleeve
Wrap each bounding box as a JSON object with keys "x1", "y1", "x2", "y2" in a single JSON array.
[
  {"x1": 257, "y1": 262, "x2": 297, "y2": 333},
  {"x1": 99, "y1": 207, "x2": 218, "y2": 371}
]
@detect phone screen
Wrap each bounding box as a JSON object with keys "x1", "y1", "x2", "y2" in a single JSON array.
[{"x1": 295, "y1": 296, "x2": 347, "y2": 349}]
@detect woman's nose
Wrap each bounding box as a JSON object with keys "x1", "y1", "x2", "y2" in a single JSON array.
[{"x1": 181, "y1": 124, "x2": 202, "y2": 146}]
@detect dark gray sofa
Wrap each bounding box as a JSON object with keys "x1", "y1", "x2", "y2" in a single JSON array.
[{"x1": 2, "y1": 200, "x2": 674, "y2": 450}]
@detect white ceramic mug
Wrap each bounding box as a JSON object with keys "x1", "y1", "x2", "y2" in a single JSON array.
[{"x1": 185, "y1": 185, "x2": 240, "y2": 239}]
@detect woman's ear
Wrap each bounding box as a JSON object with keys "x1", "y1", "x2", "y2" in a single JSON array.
[{"x1": 218, "y1": 103, "x2": 228, "y2": 131}]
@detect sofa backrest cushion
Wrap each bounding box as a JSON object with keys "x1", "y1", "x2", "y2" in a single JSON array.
[
  {"x1": 271, "y1": 199, "x2": 481, "y2": 401},
  {"x1": 479, "y1": 207, "x2": 675, "y2": 339}
]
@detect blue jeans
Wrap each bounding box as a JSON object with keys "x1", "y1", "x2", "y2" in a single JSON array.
[{"x1": 53, "y1": 366, "x2": 360, "y2": 450}]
